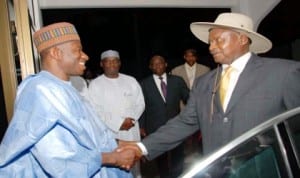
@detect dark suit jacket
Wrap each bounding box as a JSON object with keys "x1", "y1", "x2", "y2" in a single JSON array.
[
  {"x1": 139, "y1": 74, "x2": 189, "y2": 134},
  {"x1": 142, "y1": 54, "x2": 300, "y2": 159}
]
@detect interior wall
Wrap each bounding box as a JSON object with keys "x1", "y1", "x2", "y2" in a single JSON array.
[{"x1": 0, "y1": 0, "x2": 18, "y2": 122}]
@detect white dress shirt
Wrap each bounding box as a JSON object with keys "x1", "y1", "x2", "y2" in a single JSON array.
[
  {"x1": 221, "y1": 52, "x2": 251, "y2": 111},
  {"x1": 184, "y1": 63, "x2": 196, "y2": 87}
]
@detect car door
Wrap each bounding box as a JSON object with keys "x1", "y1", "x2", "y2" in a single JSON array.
[{"x1": 180, "y1": 107, "x2": 300, "y2": 178}]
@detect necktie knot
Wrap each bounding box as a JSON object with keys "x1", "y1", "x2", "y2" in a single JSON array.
[{"x1": 224, "y1": 66, "x2": 234, "y2": 75}]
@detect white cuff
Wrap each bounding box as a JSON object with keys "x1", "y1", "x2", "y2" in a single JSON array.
[{"x1": 136, "y1": 142, "x2": 148, "y2": 155}]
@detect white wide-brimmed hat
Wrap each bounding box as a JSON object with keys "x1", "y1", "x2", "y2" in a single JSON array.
[{"x1": 190, "y1": 12, "x2": 272, "y2": 53}]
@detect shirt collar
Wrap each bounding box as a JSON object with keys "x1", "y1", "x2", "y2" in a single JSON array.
[
  {"x1": 153, "y1": 73, "x2": 167, "y2": 80},
  {"x1": 184, "y1": 63, "x2": 196, "y2": 70},
  {"x1": 222, "y1": 52, "x2": 251, "y2": 73}
]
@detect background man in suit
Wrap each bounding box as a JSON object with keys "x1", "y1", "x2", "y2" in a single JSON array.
[
  {"x1": 119, "y1": 12, "x2": 300, "y2": 173},
  {"x1": 139, "y1": 55, "x2": 189, "y2": 178},
  {"x1": 170, "y1": 48, "x2": 210, "y2": 158},
  {"x1": 171, "y1": 48, "x2": 210, "y2": 89}
]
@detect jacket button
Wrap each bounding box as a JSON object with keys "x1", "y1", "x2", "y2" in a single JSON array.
[{"x1": 223, "y1": 117, "x2": 229, "y2": 123}]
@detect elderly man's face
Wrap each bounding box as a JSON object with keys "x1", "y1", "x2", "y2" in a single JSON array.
[{"x1": 208, "y1": 28, "x2": 246, "y2": 65}]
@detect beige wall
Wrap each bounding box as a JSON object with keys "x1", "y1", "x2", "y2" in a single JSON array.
[{"x1": 0, "y1": 0, "x2": 17, "y2": 121}]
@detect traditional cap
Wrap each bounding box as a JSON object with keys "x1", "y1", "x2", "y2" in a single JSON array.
[
  {"x1": 33, "y1": 22, "x2": 80, "y2": 53},
  {"x1": 190, "y1": 12, "x2": 272, "y2": 54},
  {"x1": 100, "y1": 50, "x2": 120, "y2": 60}
]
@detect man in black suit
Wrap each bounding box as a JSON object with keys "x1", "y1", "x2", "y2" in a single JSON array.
[{"x1": 139, "y1": 55, "x2": 189, "y2": 178}]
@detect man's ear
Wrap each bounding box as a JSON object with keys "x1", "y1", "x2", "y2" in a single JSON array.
[
  {"x1": 240, "y1": 34, "x2": 250, "y2": 45},
  {"x1": 48, "y1": 46, "x2": 62, "y2": 61}
]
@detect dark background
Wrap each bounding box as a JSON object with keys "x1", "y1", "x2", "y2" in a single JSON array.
[
  {"x1": 0, "y1": 0, "x2": 299, "y2": 149},
  {"x1": 0, "y1": 70, "x2": 8, "y2": 141},
  {"x1": 42, "y1": 0, "x2": 299, "y2": 81}
]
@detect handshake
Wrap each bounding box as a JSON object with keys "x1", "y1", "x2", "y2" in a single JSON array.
[{"x1": 104, "y1": 140, "x2": 143, "y2": 170}]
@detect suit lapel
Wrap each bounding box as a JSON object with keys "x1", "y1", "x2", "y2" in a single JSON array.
[
  {"x1": 212, "y1": 67, "x2": 224, "y2": 113},
  {"x1": 181, "y1": 67, "x2": 190, "y2": 88},
  {"x1": 226, "y1": 55, "x2": 263, "y2": 113},
  {"x1": 202, "y1": 67, "x2": 223, "y2": 114},
  {"x1": 165, "y1": 75, "x2": 172, "y2": 103},
  {"x1": 195, "y1": 64, "x2": 203, "y2": 77}
]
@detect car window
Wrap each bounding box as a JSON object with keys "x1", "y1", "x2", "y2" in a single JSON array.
[
  {"x1": 191, "y1": 128, "x2": 288, "y2": 178},
  {"x1": 181, "y1": 108, "x2": 300, "y2": 178},
  {"x1": 284, "y1": 113, "x2": 300, "y2": 171}
]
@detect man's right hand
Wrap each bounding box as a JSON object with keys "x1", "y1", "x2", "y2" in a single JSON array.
[
  {"x1": 117, "y1": 140, "x2": 143, "y2": 162},
  {"x1": 140, "y1": 128, "x2": 147, "y2": 138},
  {"x1": 120, "y1": 118, "x2": 135, "y2": 130},
  {"x1": 102, "y1": 148, "x2": 136, "y2": 170}
]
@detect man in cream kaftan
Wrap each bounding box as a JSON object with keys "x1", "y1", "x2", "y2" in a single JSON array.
[{"x1": 87, "y1": 73, "x2": 145, "y2": 142}]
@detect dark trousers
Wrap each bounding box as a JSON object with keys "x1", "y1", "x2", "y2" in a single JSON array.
[{"x1": 156, "y1": 143, "x2": 184, "y2": 178}]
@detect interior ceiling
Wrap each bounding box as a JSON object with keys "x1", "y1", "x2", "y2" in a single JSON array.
[
  {"x1": 39, "y1": 0, "x2": 299, "y2": 46},
  {"x1": 38, "y1": 0, "x2": 234, "y2": 9}
]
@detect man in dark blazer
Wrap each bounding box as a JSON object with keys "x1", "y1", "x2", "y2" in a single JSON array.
[
  {"x1": 139, "y1": 55, "x2": 189, "y2": 178},
  {"x1": 120, "y1": 12, "x2": 300, "y2": 173},
  {"x1": 170, "y1": 48, "x2": 210, "y2": 156},
  {"x1": 171, "y1": 48, "x2": 210, "y2": 89}
]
